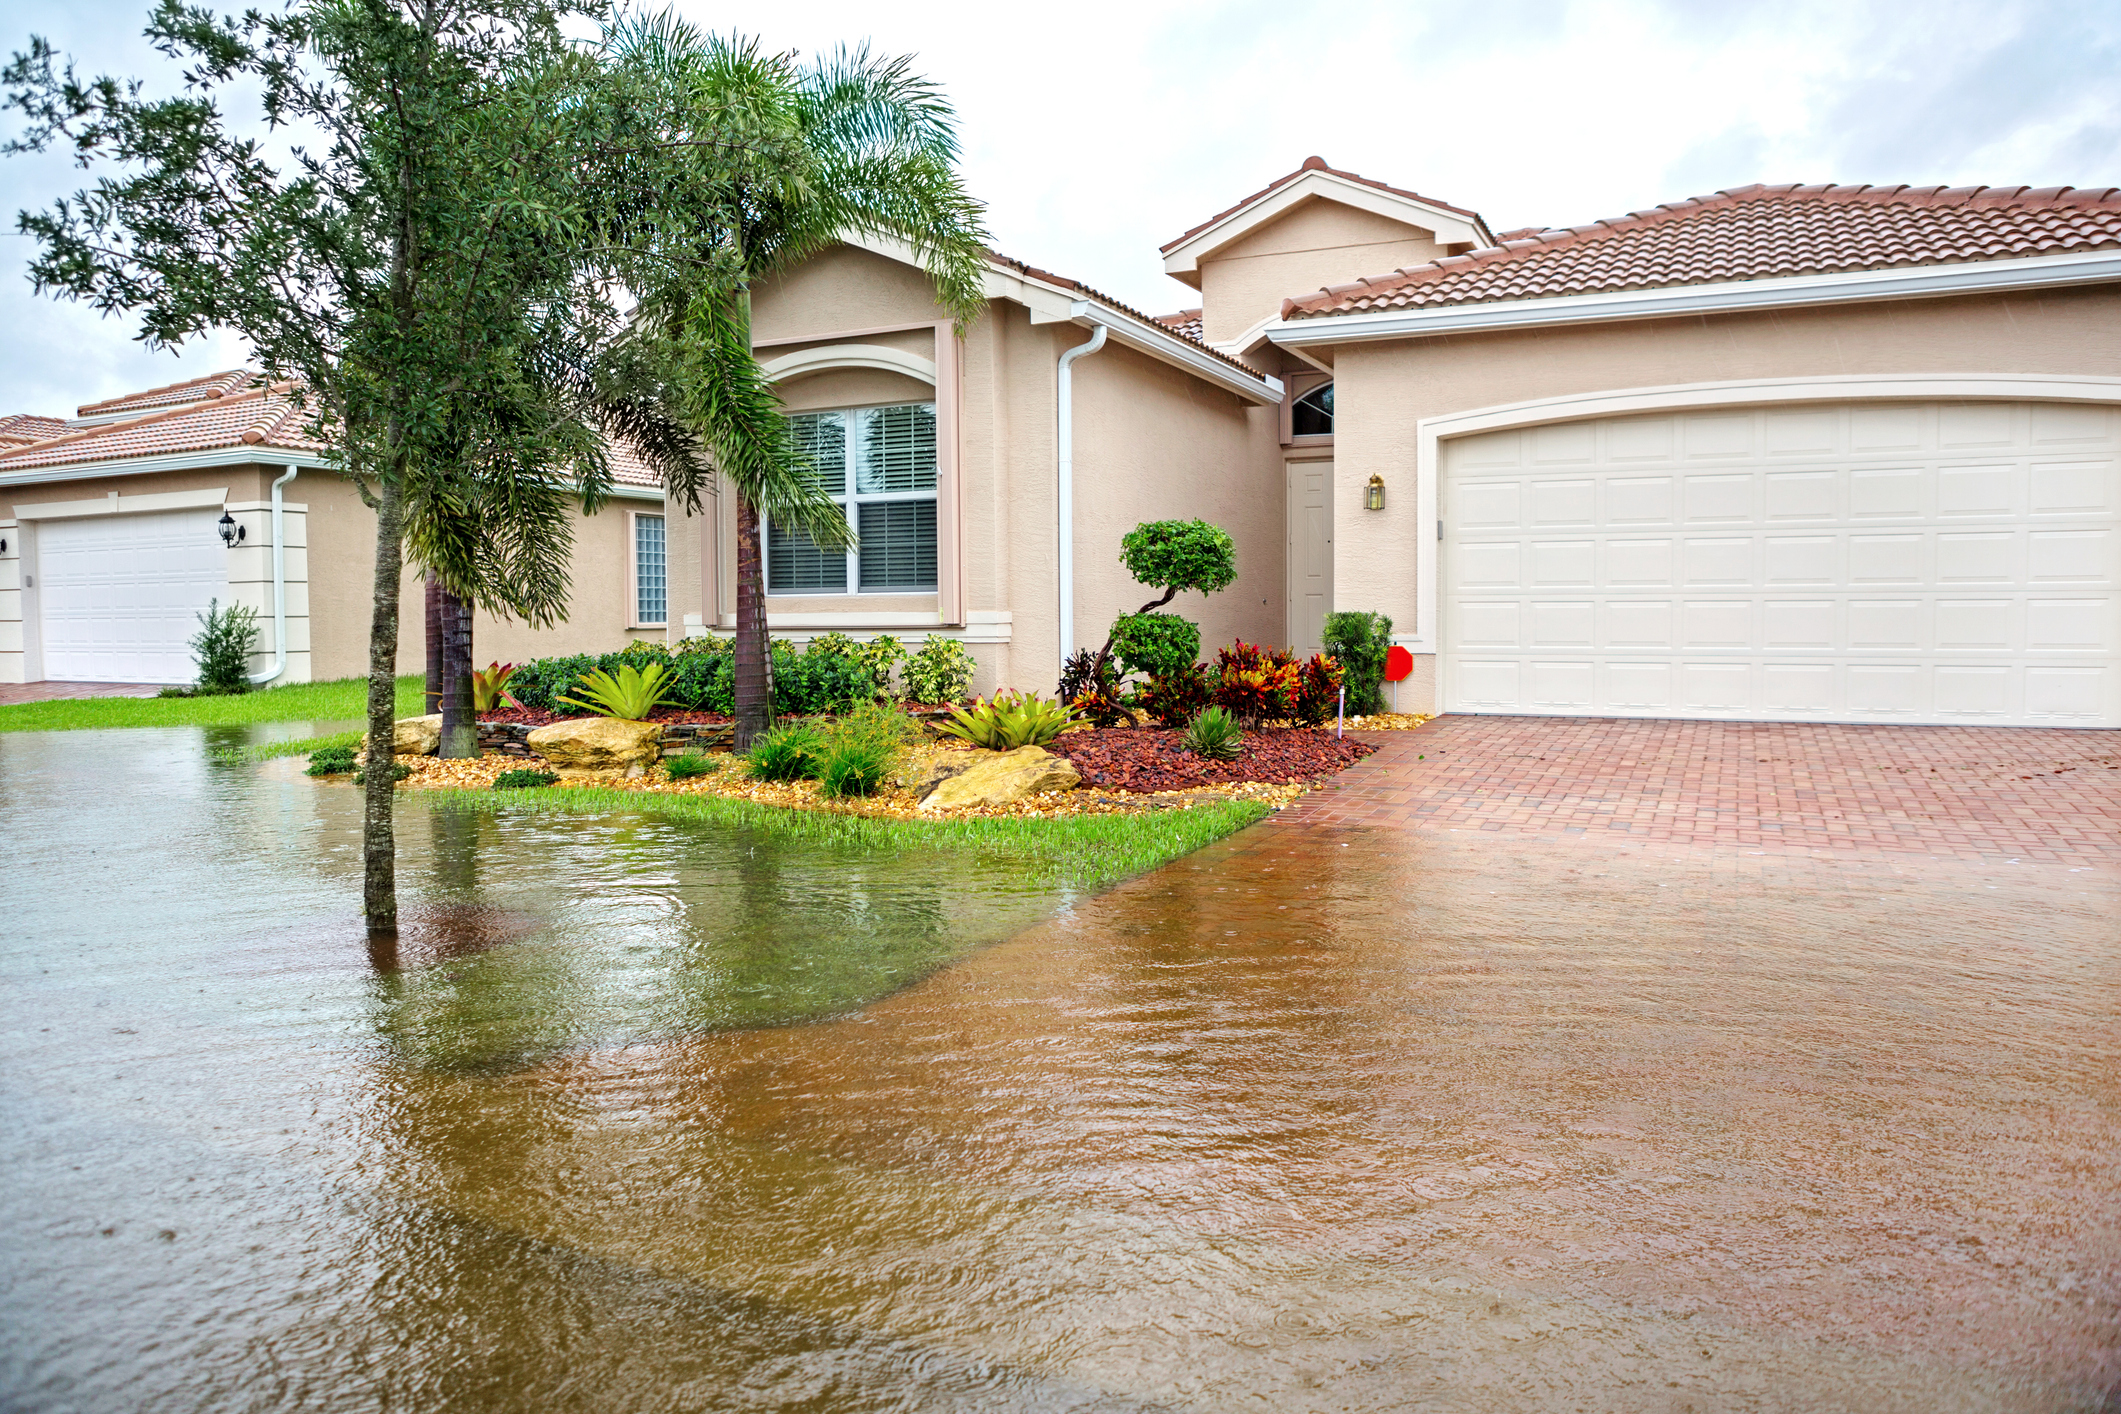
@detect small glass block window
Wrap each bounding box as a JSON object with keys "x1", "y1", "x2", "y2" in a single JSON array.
[
  {"x1": 634, "y1": 513, "x2": 666, "y2": 624},
  {"x1": 769, "y1": 402, "x2": 938, "y2": 594},
  {"x1": 1292, "y1": 381, "x2": 1334, "y2": 437}
]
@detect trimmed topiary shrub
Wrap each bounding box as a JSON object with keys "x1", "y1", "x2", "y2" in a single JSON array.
[
  {"x1": 1322, "y1": 611, "x2": 1392, "y2": 715},
  {"x1": 1110, "y1": 611, "x2": 1200, "y2": 683}
]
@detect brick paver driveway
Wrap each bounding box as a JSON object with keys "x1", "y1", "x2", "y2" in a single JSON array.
[
  {"x1": 0, "y1": 680, "x2": 170, "y2": 705},
  {"x1": 1285, "y1": 715, "x2": 2121, "y2": 864}
]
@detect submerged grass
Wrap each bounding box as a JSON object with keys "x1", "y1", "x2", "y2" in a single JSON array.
[
  {"x1": 212, "y1": 729, "x2": 364, "y2": 764},
  {"x1": 0, "y1": 675, "x2": 425, "y2": 732},
  {"x1": 430, "y1": 784, "x2": 1272, "y2": 894}
]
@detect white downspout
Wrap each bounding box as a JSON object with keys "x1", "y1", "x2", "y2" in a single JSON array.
[
  {"x1": 248, "y1": 465, "x2": 297, "y2": 686},
  {"x1": 1056, "y1": 322, "x2": 1108, "y2": 667}
]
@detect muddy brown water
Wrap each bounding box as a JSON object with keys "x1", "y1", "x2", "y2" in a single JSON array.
[{"x1": 2, "y1": 726, "x2": 2116, "y2": 1411}]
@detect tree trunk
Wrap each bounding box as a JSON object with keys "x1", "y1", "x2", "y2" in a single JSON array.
[
  {"x1": 423, "y1": 573, "x2": 443, "y2": 715},
  {"x1": 364, "y1": 479, "x2": 405, "y2": 935},
  {"x1": 733, "y1": 489, "x2": 771, "y2": 747},
  {"x1": 437, "y1": 580, "x2": 476, "y2": 758}
]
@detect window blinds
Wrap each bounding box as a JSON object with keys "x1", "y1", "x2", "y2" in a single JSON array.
[{"x1": 773, "y1": 402, "x2": 938, "y2": 594}]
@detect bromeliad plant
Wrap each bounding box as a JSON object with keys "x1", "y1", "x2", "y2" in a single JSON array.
[
  {"x1": 936, "y1": 691, "x2": 1081, "y2": 750},
  {"x1": 471, "y1": 661, "x2": 521, "y2": 713},
  {"x1": 554, "y1": 663, "x2": 681, "y2": 721}
]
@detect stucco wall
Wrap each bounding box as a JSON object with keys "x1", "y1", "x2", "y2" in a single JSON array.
[
  {"x1": 2, "y1": 460, "x2": 658, "y2": 683},
  {"x1": 1320, "y1": 283, "x2": 2121, "y2": 709},
  {"x1": 1197, "y1": 199, "x2": 1448, "y2": 345},
  {"x1": 732, "y1": 244, "x2": 1285, "y2": 697}
]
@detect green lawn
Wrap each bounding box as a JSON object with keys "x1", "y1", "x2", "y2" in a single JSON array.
[
  {"x1": 433, "y1": 785, "x2": 1272, "y2": 894},
  {"x1": 0, "y1": 675, "x2": 425, "y2": 733}
]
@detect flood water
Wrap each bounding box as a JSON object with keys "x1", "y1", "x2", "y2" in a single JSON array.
[{"x1": 3, "y1": 727, "x2": 2116, "y2": 1411}]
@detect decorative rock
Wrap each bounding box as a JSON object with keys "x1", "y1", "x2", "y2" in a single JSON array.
[
  {"x1": 524, "y1": 717, "x2": 667, "y2": 775},
  {"x1": 908, "y1": 752, "x2": 978, "y2": 802},
  {"x1": 918, "y1": 746, "x2": 1081, "y2": 812},
  {"x1": 381, "y1": 715, "x2": 441, "y2": 756}
]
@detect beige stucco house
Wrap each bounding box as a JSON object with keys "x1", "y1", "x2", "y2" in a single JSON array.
[{"x1": 6, "y1": 158, "x2": 2119, "y2": 728}]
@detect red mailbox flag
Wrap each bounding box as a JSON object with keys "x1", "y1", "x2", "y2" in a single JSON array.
[{"x1": 1384, "y1": 645, "x2": 1414, "y2": 682}]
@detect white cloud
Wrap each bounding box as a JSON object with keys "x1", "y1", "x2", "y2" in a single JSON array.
[{"x1": 2, "y1": 0, "x2": 2115, "y2": 412}]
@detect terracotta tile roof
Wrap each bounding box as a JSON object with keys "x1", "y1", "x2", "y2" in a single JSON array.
[
  {"x1": 0, "y1": 381, "x2": 323, "y2": 472},
  {"x1": 606, "y1": 435, "x2": 662, "y2": 489},
  {"x1": 74, "y1": 369, "x2": 260, "y2": 418},
  {"x1": 1153, "y1": 308, "x2": 1204, "y2": 341},
  {"x1": 985, "y1": 251, "x2": 1267, "y2": 378},
  {"x1": 1283, "y1": 183, "x2": 2121, "y2": 319},
  {"x1": 0, "y1": 413, "x2": 69, "y2": 448},
  {"x1": 1163, "y1": 155, "x2": 1485, "y2": 254}
]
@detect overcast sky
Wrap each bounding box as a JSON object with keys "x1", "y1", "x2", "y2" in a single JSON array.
[{"x1": 3, "y1": 0, "x2": 2117, "y2": 418}]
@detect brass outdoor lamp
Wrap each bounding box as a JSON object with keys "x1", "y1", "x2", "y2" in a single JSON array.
[{"x1": 1364, "y1": 474, "x2": 1386, "y2": 511}]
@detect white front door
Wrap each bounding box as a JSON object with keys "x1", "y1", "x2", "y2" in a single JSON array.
[
  {"x1": 1287, "y1": 460, "x2": 1333, "y2": 656},
  {"x1": 1440, "y1": 400, "x2": 2120, "y2": 727},
  {"x1": 38, "y1": 509, "x2": 227, "y2": 682}
]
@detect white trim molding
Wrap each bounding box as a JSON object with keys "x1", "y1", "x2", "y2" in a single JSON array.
[
  {"x1": 1162, "y1": 168, "x2": 1493, "y2": 280},
  {"x1": 1407, "y1": 373, "x2": 2121, "y2": 662},
  {"x1": 706, "y1": 608, "x2": 1013, "y2": 644},
  {"x1": 14, "y1": 486, "x2": 231, "y2": 520},
  {"x1": 1270, "y1": 248, "x2": 2121, "y2": 350},
  {"x1": 0, "y1": 448, "x2": 335, "y2": 489},
  {"x1": 830, "y1": 229, "x2": 1282, "y2": 405},
  {"x1": 759, "y1": 342, "x2": 938, "y2": 387}
]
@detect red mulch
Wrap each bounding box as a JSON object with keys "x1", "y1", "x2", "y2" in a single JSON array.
[{"x1": 1045, "y1": 726, "x2": 1374, "y2": 792}]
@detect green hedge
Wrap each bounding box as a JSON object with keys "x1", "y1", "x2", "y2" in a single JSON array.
[{"x1": 510, "y1": 637, "x2": 875, "y2": 718}]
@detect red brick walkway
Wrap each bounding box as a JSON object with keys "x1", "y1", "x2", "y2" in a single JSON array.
[{"x1": 1279, "y1": 716, "x2": 2121, "y2": 864}]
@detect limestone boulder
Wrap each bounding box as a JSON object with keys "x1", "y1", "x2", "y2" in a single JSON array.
[
  {"x1": 907, "y1": 749, "x2": 979, "y2": 802},
  {"x1": 370, "y1": 714, "x2": 440, "y2": 756},
  {"x1": 525, "y1": 717, "x2": 666, "y2": 776},
  {"x1": 918, "y1": 746, "x2": 1081, "y2": 812}
]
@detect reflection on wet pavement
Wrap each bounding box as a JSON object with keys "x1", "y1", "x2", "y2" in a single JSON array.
[{"x1": 3, "y1": 727, "x2": 2116, "y2": 1411}]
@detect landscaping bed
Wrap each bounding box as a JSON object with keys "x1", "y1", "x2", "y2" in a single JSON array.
[
  {"x1": 1044, "y1": 725, "x2": 1376, "y2": 793},
  {"x1": 373, "y1": 745, "x2": 1312, "y2": 821}
]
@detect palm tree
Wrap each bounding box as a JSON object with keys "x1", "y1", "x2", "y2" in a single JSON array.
[{"x1": 603, "y1": 20, "x2": 990, "y2": 746}]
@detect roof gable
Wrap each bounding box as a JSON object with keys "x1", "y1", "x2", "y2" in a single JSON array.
[
  {"x1": 1282, "y1": 182, "x2": 2121, "y2": 319},
  {"x1": 1162, "y1": 157, "x2": 1494, "y2": 285}
]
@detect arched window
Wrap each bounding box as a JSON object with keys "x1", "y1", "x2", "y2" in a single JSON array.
[{"x1": 1292, "y1": 381, "x2": 1333, "y2": 437}]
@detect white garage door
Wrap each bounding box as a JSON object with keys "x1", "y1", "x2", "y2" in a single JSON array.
[
  {"x1": 39, "y1": 509, "x2": 227, "y2": 682},
  {"x1": 1441, "y1": 400, "x2": 2120, "y2": 727}
]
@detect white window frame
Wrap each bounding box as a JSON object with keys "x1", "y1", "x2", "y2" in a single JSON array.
[
  {"x1": 766, "y1": 400, "x2": 939, "y2": 596},
  {"x1": 629, "y1": 509, "x2": 667, "y2": 628}
]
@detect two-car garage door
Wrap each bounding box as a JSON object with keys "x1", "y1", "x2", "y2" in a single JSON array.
[
  {"x1": 37, "y1": 509, "x2": 227, "y2": 682},
  {"x1": 1441, "y1": 400, "x2": 2119, "y2": 727}
]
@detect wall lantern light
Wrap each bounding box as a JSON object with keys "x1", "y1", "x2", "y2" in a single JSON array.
[
  {"x1": 218, "y1": 510, "x2": 246, "y2": 547},
  {"x1": 1364, "y1": 474, "x2": 1386, "y2": 511}
]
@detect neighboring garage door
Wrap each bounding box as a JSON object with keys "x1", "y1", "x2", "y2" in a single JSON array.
[
  {"x1": 38, "y1": 509, "x2": 226, "y2": 682},
  {"x1": 1441, "y1": 400, "x2": 2120, "y2": 727}
]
